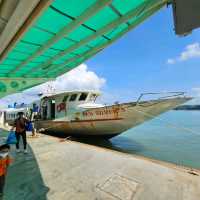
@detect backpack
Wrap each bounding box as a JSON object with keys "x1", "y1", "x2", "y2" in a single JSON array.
[{"x1": 6, "y1": 130, "x2": 17, "y2": 144}]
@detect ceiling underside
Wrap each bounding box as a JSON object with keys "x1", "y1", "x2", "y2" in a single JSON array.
[{"x1": 0, "y1": 0, "x2": 168, "y2": 98}]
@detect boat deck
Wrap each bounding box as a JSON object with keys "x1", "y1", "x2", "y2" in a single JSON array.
[{"x1": 4, "y1": 134, "x2": 200, "y2": 200}]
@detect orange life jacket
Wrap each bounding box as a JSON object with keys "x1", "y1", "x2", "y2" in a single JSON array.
[{"x1": 0, "y1": 156, "x2": 11, "y2": 176}]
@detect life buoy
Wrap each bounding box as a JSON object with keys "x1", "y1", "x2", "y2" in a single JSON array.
[{"x1": 57, "y1": 102, "x2": 66, "y2": 112}]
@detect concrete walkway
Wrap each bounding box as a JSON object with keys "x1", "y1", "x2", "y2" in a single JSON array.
[{"x1": 4, "y1": 134, "x2": 200, "y2": 200}]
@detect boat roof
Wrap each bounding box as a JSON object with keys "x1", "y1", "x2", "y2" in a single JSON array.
[
  {"x1": 41, "y1": 90, "x2": 101, "y2": 99},
  {"x1": 2, "y1": 107, "x2": 27, "y2": 113}
]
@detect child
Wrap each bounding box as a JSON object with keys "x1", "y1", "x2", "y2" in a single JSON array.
[{"x1": 0, "y1": 144, "x2": 11, "y2": 198}]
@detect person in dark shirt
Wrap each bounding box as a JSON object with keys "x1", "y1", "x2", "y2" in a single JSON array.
[{"x1": 13, "y1": 112, "x2": 29, "y2": 153}]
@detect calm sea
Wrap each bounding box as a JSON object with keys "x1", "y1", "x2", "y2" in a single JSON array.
[
  {"x1": 1, "y1": 110, "x2": 200, "y2": 169},
  {"x1": 110, "y1": 110, "x2": 200, "y2": 169}
]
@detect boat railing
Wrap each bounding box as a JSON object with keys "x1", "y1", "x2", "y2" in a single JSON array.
[{"x1": 136, "y1": 92, "x2": 185, "y2": 105}]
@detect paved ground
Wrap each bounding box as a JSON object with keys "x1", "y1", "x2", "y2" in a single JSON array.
[{"x1": 3, "y1": 134, "x2": 200, "y2": 200}]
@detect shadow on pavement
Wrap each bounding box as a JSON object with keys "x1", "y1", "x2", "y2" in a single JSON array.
[
  {"x1": 3, "y1": 144, "x2": 49, "y2": 200},
  {"x1": 41, "y1": 132, "x2": 145, "y2": 155},
  {"x1": 72, "y1": 136, "x2": 145, "y2": 154}
]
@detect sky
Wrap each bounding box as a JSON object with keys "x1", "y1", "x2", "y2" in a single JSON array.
[
  {"x1": 86, "y1": 6, "x2": 200, "y2": 102},
  {"x1": 1, "y1": 5, "x2": 200, "y2": 107}
]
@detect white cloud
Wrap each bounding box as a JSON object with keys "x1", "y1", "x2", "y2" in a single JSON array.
[
  {"x1": 179, "y1": 43, "x2": 200, "y2": 61},
  {"x1": 25, "y1": 63, "x2": 105, "y2": 94},
  {"x1": 54, "y1": 63, "x2": 105, "y2": 91},
  {"x1": 167, "y1": 58, "x2": 176, "y2": 64},
  {"x1": 167, "y1": 42, "x2": 200, "y2": 64},
  {"x1": 192, "y1": 87, "x2": 200, "y2": 97},
  {"x1": 0, "y1": 64, "x2": 106, "y2": 107}
]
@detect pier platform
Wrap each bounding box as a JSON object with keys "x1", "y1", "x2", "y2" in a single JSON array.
[{"x1": 4, "y1": 134, "x2": 200, "y2": 200}]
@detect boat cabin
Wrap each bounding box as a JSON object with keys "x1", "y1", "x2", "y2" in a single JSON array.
[
  {"x1": 39, "y1": 91, "x2": 101, "y2": 120},
  {"x1": 3, "y1": 107, "x2": 29, "y2": 125}
]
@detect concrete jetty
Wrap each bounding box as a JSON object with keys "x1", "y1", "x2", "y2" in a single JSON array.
[{"x1": 4, "y1": 134, "x2": 200, "y2": 200}]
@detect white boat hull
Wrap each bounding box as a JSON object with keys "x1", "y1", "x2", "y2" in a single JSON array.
[{"x1": 35, "y1": 97, "x2": 190, "y2": 138}]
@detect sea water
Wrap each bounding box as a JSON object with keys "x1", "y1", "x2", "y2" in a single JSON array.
[{"x1": 110, "y1": 110, "x2": 200, "y2": 169}]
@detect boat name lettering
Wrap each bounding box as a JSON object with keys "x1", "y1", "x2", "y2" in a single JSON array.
[{"x1": 83, "y1": 107, "x2": 125, "y2": 116}]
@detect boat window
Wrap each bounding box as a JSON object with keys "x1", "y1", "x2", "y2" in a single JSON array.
[
  {"x1": 63, "y1": 95, "x2": 69, "y2": 102},
  {"x1": 79, "y1": 93, "x2": 88, "y2": 101},
  {"x1": 90, "y1": 94, "x2": 97, "y2": 102},
  {"x1": 69, "y1": 94, "x2": 77, "y2": 102}
]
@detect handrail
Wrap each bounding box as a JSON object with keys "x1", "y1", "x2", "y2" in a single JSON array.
[{"x1": 136, "y1": 92, "x2": 185, "y2": 105}]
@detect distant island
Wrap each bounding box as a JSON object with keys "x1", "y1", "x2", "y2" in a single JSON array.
[{"x1": 174, "y1": 105, "x2": 200, "y2": 111}]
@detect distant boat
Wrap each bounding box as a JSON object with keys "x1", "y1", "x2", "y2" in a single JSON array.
[
  {"x1": 1, "y1": 91, "x2": 191, "y2": 139},
  {"x1": 174, "y1": 105, "x2": 200, "y2": 111}
]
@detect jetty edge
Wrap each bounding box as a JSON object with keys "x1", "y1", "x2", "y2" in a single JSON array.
[{"x1": 2, "y1": 132, "x2": 200, "y2": 200}]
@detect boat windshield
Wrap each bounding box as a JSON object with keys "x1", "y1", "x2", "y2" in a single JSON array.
[
  {"x1": 89, "y1": 93, "x2": 97, "y2": 102},
  {"x1": 69, "y1": 94, "x2": 78, "y2": 101},
  {"x1": 79, "y1": 93, "x2": 88, "y2": 101}
]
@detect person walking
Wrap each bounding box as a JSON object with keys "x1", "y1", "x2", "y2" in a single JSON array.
[
  {"x1": 29, "y1": 108, "x2": 37, "y2": 137},
  {"x1": 0, "y1": 144, "x2": 11, "y2": 198},
  {"x1": 13, "y1": 112, "x2": 29, "y2": 153}
]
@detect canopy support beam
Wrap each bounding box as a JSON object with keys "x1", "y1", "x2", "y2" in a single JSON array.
[
  {"x1": 8, "y1": 0, "x2": 112, "y2": 75},
  {"x1": 52, "y1": 1, "x2": 166, "y2": 77},
  {"x1": 0, "y1": 0, "x2": 53, "y2": 62},
  {"x1": 33, "y1": 0, "x2": 166, "y2": 72},
  {"x1": 0, "y1": 77, "x2": 53, "y2": 98},
  {"x1": 24, "y1": 0, "x2": 168, "y2": 77},
  {"x1": 25, "y1": 0, "x2": 167, "y2": 78}
]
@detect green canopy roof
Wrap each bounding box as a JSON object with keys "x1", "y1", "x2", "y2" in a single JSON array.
[{"x1": 0, "y1": 0, "x2": 168, "y2": 98}]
